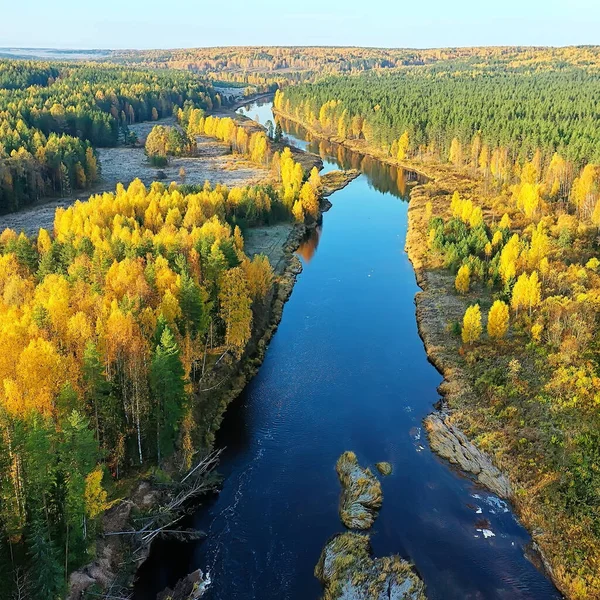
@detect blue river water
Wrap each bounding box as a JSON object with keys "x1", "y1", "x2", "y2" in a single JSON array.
[{"x1": 135, "y1": 98, "x2": 561, "y2": 600}]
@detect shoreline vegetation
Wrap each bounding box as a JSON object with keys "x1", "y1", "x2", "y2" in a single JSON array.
[{"x1": 271, "y1": 101, "x2": 599, "y2": 598}]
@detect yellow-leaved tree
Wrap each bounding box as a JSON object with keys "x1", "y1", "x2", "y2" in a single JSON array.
[
  {"x1": 449, "y1": 137, "x2": 462, "y2": 166},
  {"x1": 309, "y1": 167, "x2": 322, "y2": 193},
  {"x1": 397, "y1": 131, "x2": 410, "y2": 161},
  {"x1": 511, "y1": 271, "x2": 541, "y2": 316},
  {"x1": 455, "y1": 264, "x2": 470, "y2": 294},
  {"x1": 487, "y1": 300, "x2": 509, "y2": 339},
  {"x1": 219, "y1": 267, "x2": 252, "y2": 357},
  {"x1": 292, "y1": 200, "x2": 304, "y2": 222},
  {"x1": 300, "y1": 182, "x2": 319, "y2": 219},
  {"x1": 499, "y1": 234, "x2": 521, "y2": 284},
  {"x1": 462, "y1": 304, "x2": 482, "y2": 345}
]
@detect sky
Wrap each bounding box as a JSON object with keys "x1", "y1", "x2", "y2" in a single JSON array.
[{"x1": 1, "y1": 0, "x2": 599, "y2": 50}]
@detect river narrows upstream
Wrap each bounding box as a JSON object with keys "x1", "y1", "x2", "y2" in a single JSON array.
[{"x1": 136, "y1": 99, "x2": 561, "y2": 600}]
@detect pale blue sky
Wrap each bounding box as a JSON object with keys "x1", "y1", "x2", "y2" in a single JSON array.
[{"x1": 1, "y1": 0, "x2": 599, "y2": 49}]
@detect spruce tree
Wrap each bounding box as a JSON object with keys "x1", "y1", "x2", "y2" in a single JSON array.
[
  {"x1": 26, "y1": 519, "x2": 64, "y2": 600},
  {"x1": 150, "y1": 327, "x2": 186, "y2": 463}
]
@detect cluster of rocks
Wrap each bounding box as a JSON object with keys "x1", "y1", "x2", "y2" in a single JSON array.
[
  {"x1": 316, "y1": 533, "x2": 426, "y2": 600},
  {"x1": 336, "y1": 451, "x2": 383, "y2": 530},
  {"x1": 315, "y1": 452, "x2": 427, "y2": 600},
  {"x1": 157, "y1": 569, "x2": 211, "y2": 600}
]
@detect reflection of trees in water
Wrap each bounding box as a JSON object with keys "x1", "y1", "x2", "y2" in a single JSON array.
[
  {"x1": 277, "y1": 116, "x2": 423, "y2": 201},
  {"x1": 296, "y1": 225, "x2": 321, "y2": 263}
]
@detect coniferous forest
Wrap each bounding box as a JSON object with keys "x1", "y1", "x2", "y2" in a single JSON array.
[{"x1": 0, "y1": 62, "x2": 217, "y2": 212}]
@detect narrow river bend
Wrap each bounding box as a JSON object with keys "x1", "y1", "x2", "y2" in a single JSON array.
[{"x1": 136, "y1": 99, "x2": 561, "y2": 600}]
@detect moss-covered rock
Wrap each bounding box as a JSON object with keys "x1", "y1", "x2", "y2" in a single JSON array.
[
  {"x1": 315, "y1": 532, "x2": 426, "y2": 600},
  {"x1": 375, "y1": 462, "x2": 393, "y2": 476},
  {"x1": 336, "y1": 451, "x2": 382, "y2": 530}
]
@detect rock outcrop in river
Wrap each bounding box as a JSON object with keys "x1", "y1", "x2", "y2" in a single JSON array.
[
  {"x1": 336, "y1": 451, "x2": 383, "y2": 530},
  {"x1": 315, "y1": 532, "x2": 426, "y2": 600},
  {"x1": 319, "y1": 453, "x2": 427, "y2": 599},
  {"x1": 424, "y1": 412, "x2": 512, "y2": 499},
  {"x1": 321, "y1": 168, "x2": 360, "y2": 197},
  {"x1": 157, "y1": 569, "x2": 211, "y2": 600}
]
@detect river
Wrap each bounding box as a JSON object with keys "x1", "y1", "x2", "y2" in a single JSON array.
[{"x1": 135, "y1": 98, "x2": 561, "y2": 600}]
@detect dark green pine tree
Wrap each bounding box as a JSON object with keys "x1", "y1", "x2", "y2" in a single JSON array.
[
  {"x1": 82, "y1": 341, "x2": 113, "y2": 448},
  {"x1": 26, "y1": 519, "x2": 64, "y2": 600},
  {"x1": 37, "y1": 240, "x2": 67, "y2": 279},
  {"x1": 274, "y1": 122, "x2": 283, "y2": 142},
  {"x1": 11, "y1": 236, "x2": 38, "y2": 273},
  {"x1": 178, "y1": 271, "x2": 209, "y2": 338},
  {"x1": 265, "y1": 120, "x2": 274, "y2": 139},
  {"x1": 58, "y1": 410, "x2": 99, "y2": 572},
  {"x1": 150, "y1": 326, "x2": 186, "y2": 464}
]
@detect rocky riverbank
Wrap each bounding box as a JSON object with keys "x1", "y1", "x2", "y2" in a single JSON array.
[{"x1": 424, "y1": 412, "x2": 511, "y2": 498}]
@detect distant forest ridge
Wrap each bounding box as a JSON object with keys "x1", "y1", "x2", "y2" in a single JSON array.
[{"x1": 4, "y1": 45, "x2": 600, "y2": 76}]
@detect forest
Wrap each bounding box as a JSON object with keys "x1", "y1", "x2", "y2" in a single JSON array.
[
  {"x1": 274, "y1": 66, "x2": 600, "y2": 167},
  {"x1": 0, "y1": 151, "x2": 322, "y2": 597},
  {"x1": 0, "y1": 60, "x2": 218, "y2": 213},
  {"x1": 109, "y1": 45, "x2": 600, "y2": 88},
  {"x1": 0, "y1": 54, "x2": 329, "y2": 598},
  {"x1": 2, "y1": 45, "x2": 600, "y2": 599}
]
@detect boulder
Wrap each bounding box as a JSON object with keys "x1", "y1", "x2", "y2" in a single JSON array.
[
  {"x1": 157, "y1": 568, "x2": 211, "y2": 600},
  {"x1": 376, "y1": 462, "x2": 393, "y2": 476}
]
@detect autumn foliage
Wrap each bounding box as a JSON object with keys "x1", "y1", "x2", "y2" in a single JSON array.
[{"x1": 0, "y1": 177, "x2": 285, "y2": 595}]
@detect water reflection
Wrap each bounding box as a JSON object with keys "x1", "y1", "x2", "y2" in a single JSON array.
[
  {"x1": 238, "y1": 100, "x2": 422, "y2": 202},
  {"x1": 276, "y1": 116, "x2": 421, "y2": 200},
  {"x1": 295, "y1": 226, "x2": 321, "y2": 263}
]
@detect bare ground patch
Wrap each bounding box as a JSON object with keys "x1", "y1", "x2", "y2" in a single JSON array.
[{"x1": 243, "y1": 223, "x2": 294, "y2": 273}]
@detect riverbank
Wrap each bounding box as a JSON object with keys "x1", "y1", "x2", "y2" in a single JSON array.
[
  {"x1": 403, "y1": 167, "x2": 586, "y2": 598},
  {"x1": 65, "y1": 160, "x2": 358, "y2": 598},
  {"x1": 271, "y1": 107, "x2": 584, "y2": 598}
]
